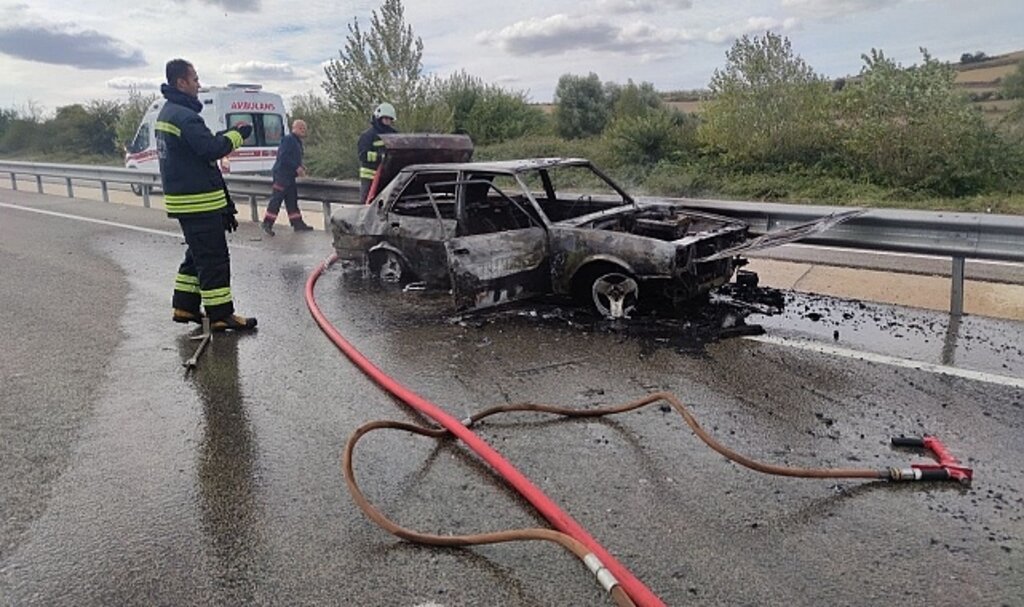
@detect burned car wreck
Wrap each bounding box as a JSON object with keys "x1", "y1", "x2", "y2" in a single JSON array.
[{"x1": 331, "y1": 134, "x2": 860, "y2": 319}]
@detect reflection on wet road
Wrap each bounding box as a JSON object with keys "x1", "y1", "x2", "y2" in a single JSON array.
[{"x1": 179, "y1": 333, "x2": 263, "y2": 603}]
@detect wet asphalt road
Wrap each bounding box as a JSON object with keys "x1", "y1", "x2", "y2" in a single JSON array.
[{"x1": 1, "y1": 190, "x2": 1023, "y2": 607}]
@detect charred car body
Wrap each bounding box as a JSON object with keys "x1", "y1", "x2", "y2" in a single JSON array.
[{"x1": 331, "y1": 134, "x2": 860, "y2": 318}]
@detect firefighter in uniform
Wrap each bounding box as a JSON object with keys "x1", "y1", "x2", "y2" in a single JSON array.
[
  {"x1": 357, "y1": 102, "x2": 398, "y2": 204},
  {"x1": 159, "y1": 58, "x2": 257, "y2": 331}
]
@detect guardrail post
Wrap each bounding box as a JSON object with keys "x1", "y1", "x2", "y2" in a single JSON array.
[
  {"x1": 10, "y1": 172, "x2": 17, "y2": 190},
  {"x1": 322, "y1": 201, "x2": 332, "y2": 230},
  {"x1": 950, "y1": 256, "x2": 965, "y2": 316},
  {"x1": 249, "y1": 195, "x2": 258, "y2": 223},
  {"x1": 101, "y1": 180, "x2": 110, "y2": 203},
  {"x1": 35, "y1": 175, "x2": 43, "y2": 193},
  {"x1": 142, "y1": 186, "x2": 151, "y2": 209},
  {"x1": 65, "y1": 177, "x2": 74, "y2": 198}
]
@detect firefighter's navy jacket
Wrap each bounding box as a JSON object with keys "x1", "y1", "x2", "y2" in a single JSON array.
[
  {"x1": 271, "y1": 132, "x2": 304, "y2": 187},
  {"x1": 357, "y1": 118, "x2": 397, "y2": 182},
  {"x1": 155, "y1": 84, "x2": 243, "y2": 218}
]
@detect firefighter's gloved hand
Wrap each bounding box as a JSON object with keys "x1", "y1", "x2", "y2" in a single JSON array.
[
  {"x1": 223, "y1": 214, "x2": 239, "y2": 233},
  {"x1": 234, "y1": 124, "x2": 253, "y2": 140}
]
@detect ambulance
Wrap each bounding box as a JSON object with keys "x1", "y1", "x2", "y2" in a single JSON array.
[{"x1": 123, "y1": 83, "x2": 287, "y2": 194}]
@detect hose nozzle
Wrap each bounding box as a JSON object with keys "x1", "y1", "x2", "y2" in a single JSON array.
[{"x1": 890, "y1": 435, "x2": 973, "y2": 485}]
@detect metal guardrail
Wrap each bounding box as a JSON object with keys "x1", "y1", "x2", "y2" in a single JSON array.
[
  {"x1": 0, "y1": 159, "x2": 358, "y2": 226},
  {"x1": 2, "y1": 159, "x2": 1023, "y2": 316}
]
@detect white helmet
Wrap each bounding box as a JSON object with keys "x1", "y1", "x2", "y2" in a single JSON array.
[{"x1": 373, "y1": 102, "x2": 397, "y2": 121}]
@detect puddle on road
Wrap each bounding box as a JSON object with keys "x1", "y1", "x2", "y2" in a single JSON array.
[
  {"x1": 336, "y1": 266, "x2": 787, "y2": 353},
  {"x1": 333, "y1": 264, "x2": 1024, "y2": 378}
]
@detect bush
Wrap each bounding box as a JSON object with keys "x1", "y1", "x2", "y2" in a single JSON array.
[
  {"x1": 837, "y1": 49, "x2": 1001, "y2": 196},
  {"x1": 475, "y1": 135, "x2": 604, "y2": 163},
  {"x1": 0, "y1": 118, "x2": 44, "y2": 154},
  {"x1": 430, "y1": 71, "x2": 547, "y2": 145},
  {"x1": 605, "y1": 80, "x2": 662, "y2": 121},
  {"x1": 698, "y1": 32, "x2": 834, "y2": 168},
  {"x1": 603, "y1": 109, "x2": 698, "y2": 169},
  {"x1": 1002, "y1": 61, "x2": 1024, "y2": 100}
]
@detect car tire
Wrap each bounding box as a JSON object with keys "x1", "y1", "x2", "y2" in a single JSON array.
[
  {"x1": 371, "y1": 250, "x2": 407, "y2": 285},
  {"x1": 590, "y1": 271, "x2": 639, "y2": 319}
]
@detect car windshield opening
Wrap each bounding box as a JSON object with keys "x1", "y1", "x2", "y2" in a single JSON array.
[{"x1": 517, "y1": 163, "x2": 631, "y2": 221}]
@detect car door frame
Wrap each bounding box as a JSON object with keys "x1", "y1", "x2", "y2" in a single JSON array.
[
  {"x1": 383, "y1": 169, "x2": 459, "y2": 286},
  {"x1": 445, "y1": 173, "x2": 552, "y2": 312}
]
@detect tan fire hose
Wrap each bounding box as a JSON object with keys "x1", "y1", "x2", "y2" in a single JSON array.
[{"x1": 343, "y1": 391, "x2": 896, "y2": 606}]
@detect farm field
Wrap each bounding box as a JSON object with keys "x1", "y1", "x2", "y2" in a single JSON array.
[{"x1": 529, "y1": 49, "x2": 1023, "y2": 120}]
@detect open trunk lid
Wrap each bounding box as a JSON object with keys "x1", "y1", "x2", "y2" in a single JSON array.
[{"x1": 375, "y1": 133, "x2": 474, "y2": 192}]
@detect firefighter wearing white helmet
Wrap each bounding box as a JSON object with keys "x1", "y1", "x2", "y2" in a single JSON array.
[{"x1": 358, "y1": 102, "x2": 398, "y2": 203}]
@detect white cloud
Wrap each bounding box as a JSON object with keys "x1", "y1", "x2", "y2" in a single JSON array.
[
  {"x1": 479, "y1": 14, "x2": 696, "y2": 56},
  {"x1": 781, "y1": 0, "x2": 904, "y2": 18},
  {"x1": 171, "y1": 0, "x2": 261, "y2": 13},
  {"x1": 595, "y1": 0, "x2": 693, "y2": 13},
  {"x1": 106, "y1": 77, "x2": 162, "y2": 90},
  {"x1": 221, "y1": 61, "x2": 315, "y2": 81},
  {"x1": 705, "y1": 16, "x2": 801, "y2": 44}
]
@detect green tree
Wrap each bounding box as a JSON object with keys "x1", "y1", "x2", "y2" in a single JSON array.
[
  {"x1": 837, "y1": 48, "x2": 999, "y2": 195},
  {"x1": 553, "y1": 72, "x2": 609, "y2": 139},
  {"x1": 605, "y1": 79, "x2": 662, "y2": 121},
  {"x1": 698, "y1": 32, "x2": 832, "y2": 167},
  {"x1": 115, "y1": 88, "x2": 158, "y2": 151},
  {"x1": 290, "y1": 91, "x2": 361, "y2": 178},
  {"x1": 430, "y1": 71, "x2": 547, "y2": 145},
  {"x1": 322, "y1": 0, "x2": 425, "y2": 119}
]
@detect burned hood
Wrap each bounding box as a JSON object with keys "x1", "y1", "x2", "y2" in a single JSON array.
[
  {"x1": 695, "y1": 208, "x2": 865, "y2": 261},
  {"x1": 376, "y1": 133, "x2": 474, "y2": 190}
]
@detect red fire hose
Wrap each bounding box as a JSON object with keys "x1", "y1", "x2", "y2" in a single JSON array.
[
  {"x1": 306, "y1": 253, "x2": 973, "y2": 606},
  {"x1": 306, "y1": 253, "x2": 666, "y2": 606}
]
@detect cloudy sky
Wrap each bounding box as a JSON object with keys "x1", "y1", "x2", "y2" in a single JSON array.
[{"x1": 1, "y1": 0, "x2": 1021, "y2": 114}]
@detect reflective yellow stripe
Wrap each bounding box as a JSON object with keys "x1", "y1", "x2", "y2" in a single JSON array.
[
  {"x1": 155, "y1": 121, "x2": 181, "y2": 137},
  {"x1": 359, "y1": 167, "x2": 376, "y2": 179},
  {"x1": 175, "y1": 273, "x2": 201, "y2": 293},
  {"x1": 225, "y1": 130, "x2": 243, "y2": 149},
  {"x1": 201, "y1": 287, "x2": 232, "y2": 307},
  {"x1": 372, "y1": 140, "x2": 385, "y2": 147},
  {"x1": 367, "y1": 151, "x2": 378, "y2": 162},
  {"x1": 165, "y1": 190, "x2": 226, "y2": 203},
  {"x1": 166, "y1": 199, "x2": 227, "y2": 213},
  {"x1": 164, "y1": 189, "x2": 228, "y2": 214}
]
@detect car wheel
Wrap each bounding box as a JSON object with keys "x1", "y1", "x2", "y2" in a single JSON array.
[
  {"x1": 375, "y1": 250, "x2": 406, "y2": 284},
  {"x1": 591, "y1": 272, "x2": 639, "y2": 319}
]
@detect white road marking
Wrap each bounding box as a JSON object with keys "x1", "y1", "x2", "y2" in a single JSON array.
[
  {"x1": 0, "y1": 201, "x2": 260, "y2": 250},
  {"x1": 747, "y1": 334, "x2": 1024, "y2": 389},
  {"x1": 0, "y1": 201, "x2": 181, "y2": 237}
]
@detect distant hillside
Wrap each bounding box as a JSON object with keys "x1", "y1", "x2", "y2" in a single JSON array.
[
  {"x1": 530, "y1": 49, "x2": 1023, "y2": 120},
  {"x1": 954, "y1": 50, "x2": 1024, "y2": 121}
]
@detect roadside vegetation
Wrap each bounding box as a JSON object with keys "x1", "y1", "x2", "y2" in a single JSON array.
[{"x1": 2, "y1": 0, "x2": 1023, "y2": 214}]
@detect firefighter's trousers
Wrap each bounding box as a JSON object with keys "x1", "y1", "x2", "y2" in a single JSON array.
[{"x1": 172, "y1": 214, "x2": 235, "y2": 321}]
